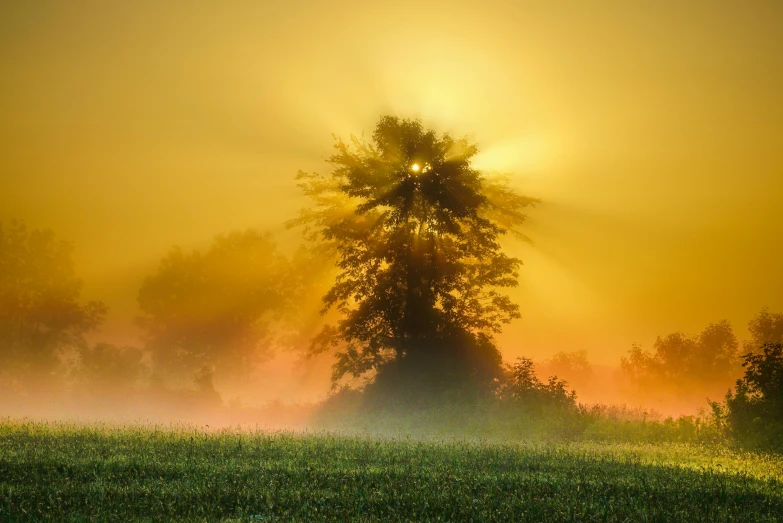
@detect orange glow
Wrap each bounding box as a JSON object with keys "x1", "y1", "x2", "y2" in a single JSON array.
[{"x1": 1, "y1": 1, "x2": 782, "y2": 415}]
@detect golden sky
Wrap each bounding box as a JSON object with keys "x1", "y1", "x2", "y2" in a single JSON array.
[{"x1": 2, "y1": 1, "x2": 782, "y2": 367}]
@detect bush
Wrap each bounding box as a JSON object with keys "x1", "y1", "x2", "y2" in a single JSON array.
[
  {"x1": 712, "y1": 342, "x2": 783, "y2": 450},
  {"x1": 498, "y1": 357, "x2": 577, "y2": 410}
]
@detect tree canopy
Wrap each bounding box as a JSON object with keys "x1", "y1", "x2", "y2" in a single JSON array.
[
  {"x1": 745, "y1": 309, "x2": 783, "y2": 354},
  {"x1": 137, "y1": 230, "x2": 293, "y2": 388},
  {"x1": 541, "y1": 350, "x2": 594, "y2": 392},
  {"x1": 292, "y1": 116, "x2": 537, "y2": 388},
  {"x1": 0, "y1": 220, "x2": 105, "y2": 391}
]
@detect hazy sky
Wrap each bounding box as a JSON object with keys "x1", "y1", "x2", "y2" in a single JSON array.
[{"x1": 2, "y1": 1, "x2": 782, "y2": 367}]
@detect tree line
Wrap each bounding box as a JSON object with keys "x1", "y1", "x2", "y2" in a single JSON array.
[{"x1": 1, "y1": 116, "x2": 781, "y2": 448}]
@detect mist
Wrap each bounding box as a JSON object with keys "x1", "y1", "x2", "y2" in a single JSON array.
[{"x1": 2, "y1": 1, "x2": 783, "y2": 431}]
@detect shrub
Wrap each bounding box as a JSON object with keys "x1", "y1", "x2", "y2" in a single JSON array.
[{"x1": 712, "y1": 342, "x2": 783, "y2": 450}]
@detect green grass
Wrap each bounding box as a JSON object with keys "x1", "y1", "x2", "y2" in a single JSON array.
[{"x1": 1, "y1": 419, "x2": 782, "y2": 522}]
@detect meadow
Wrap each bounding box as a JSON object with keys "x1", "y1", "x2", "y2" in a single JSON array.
[{"x1": 1, "y1": 419, "x2": 782, "y2": 522}]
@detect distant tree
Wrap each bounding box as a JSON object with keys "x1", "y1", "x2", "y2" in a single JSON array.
[
  {"x1": 541, "y1": 350, "x2": 594, "y2": 392},
  {"x1": 0, "y1": 220, "x2": 105, "y2": 392},
  {"x1": 693, "y1": 321, "x2": 741, "y2": 382},
  {"x1": 137, "y1": 230, "x2": 293, "y2": 388},
  {"x1": 292, "y1": 116, "x2": 538, "y2": 390},
  {"x1": 712, "y1": 342, "x2": 783, "y2": 450},
  {"x1": 745, "y1": 309, "x2": 783, "y2": 354},
  {"x1": 74, "y1": 342, "x2": 146, "y2": 395},
  {"x1": 621, "y1": 320, "x2": 740, "y2": 397}
]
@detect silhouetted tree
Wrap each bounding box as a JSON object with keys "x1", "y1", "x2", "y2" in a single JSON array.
[
  {"x1": 137, "y1": 230, "x2": 292, "y2": 388},
  {"x1": 0, "y1": 220, "x2": 105, "y2": 392},
  {"x1": 292, "y1": 116, "x2": 537, "y2": 390},
  {"x1": 621, "y1": 320, "x2": 740, "y2": 398},
  {"x1": 712, "y1": 342, "x2": 783, "y2": 450}
]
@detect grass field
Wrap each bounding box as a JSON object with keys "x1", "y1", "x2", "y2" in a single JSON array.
[{"x1": 1, "y1": 419, "x2": 782, "y2": 522}]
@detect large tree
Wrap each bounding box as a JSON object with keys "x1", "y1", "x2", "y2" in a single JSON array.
[
  {"x1": 0, "y1": 220, "x2": 105, "y2": 392},
  {"x1": 292, "y1": 116, "x2": 537, "y2": 389}
]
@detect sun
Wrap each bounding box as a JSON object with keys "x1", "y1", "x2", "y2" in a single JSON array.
[{"x1": 410, "y1": 163, "x2": 421, "y2": 172}]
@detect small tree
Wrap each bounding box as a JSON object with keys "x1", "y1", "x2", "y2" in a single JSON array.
[
  {"x1": 715, "y1": 342, "x2": 783, "y2": 450},
  {"x1": 0, "y1": 220, "x2": 105, "y2": 392},
  {"x1": 499, "y1": 357, "x2": 577, "y2": 411},
  {"x1": 293, "y1": 116, "x2": 537, "y2": 392}
]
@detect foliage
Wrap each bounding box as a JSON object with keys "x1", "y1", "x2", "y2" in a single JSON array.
[
  {"x1": 620, "y1": 320, "x2": 740, "y2": 397},
  {"x1": 578, "y1": 405, "x2": 723, "y2": 444},
  {"x1": 0, "y1": 220, "x2": 105, "y2": 391},
  {"x1": 292, "y1": 116, "x2": 537, "y2": 388},
  {"x1": 498, "y1": 357, "x2": 577, "y2": 411},
  {"x1": 485, "y1": 357, "x2": 582, "y2": 439},
  {"x1": 2, "y1": 420, "x2": 783, "y2": 521},
  {"x1": 745, "y1": 309, "x2": 783, "y2": 354},
  {"x1": 314, "y1": 357, "x2": 581, "y2": 440},
  {"x1": 137, "y1": 230, "x2": 293, "y2": 387},
  {"x1": 712, "y1": 342, "x2": 783, "y2": 451}
]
